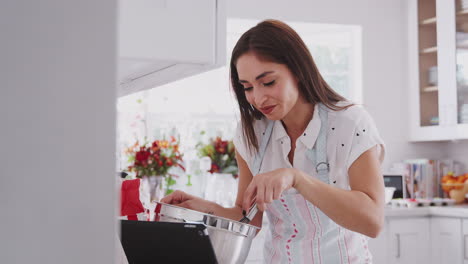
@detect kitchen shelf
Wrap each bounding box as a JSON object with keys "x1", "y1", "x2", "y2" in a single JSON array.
[
  {"x1": 457, "y1": 9, "x2": 468, "y2": 24},
  {"x1": 457, "y1": 9, "x2": 468, "y2": 17},
  {"x1": 420, "y1": 46, "x2": 438, "y2": 54},
  {"x1": 420, "y1": 16, "x2": 437, "y2": 26},
  {"x1": 422, "y1": 86, "x2": 438, "y2": 92}
]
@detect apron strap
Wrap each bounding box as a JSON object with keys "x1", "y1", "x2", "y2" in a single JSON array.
[
  {"x1": 314, "y1": 104, "x2": 329, "y2": 183},
  {"x1": 251, "y1": 120, "x2": 275, "y2": 175},
  {"x1": 252, "y1": 103, "x2": 329, "y2": 183}
]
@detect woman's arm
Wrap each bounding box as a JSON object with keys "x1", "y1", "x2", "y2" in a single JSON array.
[
  {"x1": 233, "y1": 150, "x2": 263, "y2": 228},
  {"x1": 294, "y1": 146, "x2": 385, "y2": 238}
]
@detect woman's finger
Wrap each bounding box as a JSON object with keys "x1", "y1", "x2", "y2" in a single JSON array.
[
  {"x1": 161, "y1": 190, "x2": 187, "y2": 204},
  {"x1": 256, "y1": 182, "x2": 266, "y2": 211},
  {"x1": 273, "y1": 181, "x2": 283, "y2": 200},
  {"x1": 160, "y1": 193, "x2": 175, "y2": 204},
  {"x1": 264, "y1": 182, "x2": 274, "y2": 204},
  {"x1": 242, "y1": 182, "x2": 257, "y2": 211},
  {"x1": 177, "y1": 200, "x2": 193, "y2": 210}
]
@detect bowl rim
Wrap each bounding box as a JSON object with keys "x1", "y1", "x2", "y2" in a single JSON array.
[{"x1": 155, "y1": 202, "x2": 261, "y2": 230}]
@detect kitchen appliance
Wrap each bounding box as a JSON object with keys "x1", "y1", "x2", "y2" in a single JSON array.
[
  {"x1": 120, "y1": 220, "x2": 217, "y2": 263},
  {"x1": 384, "y1": 187, "x2": 396, "y2": 204},
  {"x1": 384, "y1": 174, "x2": 406, "y2": 199},
  {"x1": 154, "y1": 202, "x2": 259, "y2": 264}
]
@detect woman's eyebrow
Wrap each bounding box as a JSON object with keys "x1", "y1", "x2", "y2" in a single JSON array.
[{"x1": 239, "y1": 71, "x2": 275, "y2": 83}]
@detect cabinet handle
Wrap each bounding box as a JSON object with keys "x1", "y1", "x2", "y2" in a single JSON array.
[
  {"x1": 464, "y1": 234, "x2": 468, "y2": 260},
  {"x1": 395, "y1": 234, "x2": 400, "y2": 258}
]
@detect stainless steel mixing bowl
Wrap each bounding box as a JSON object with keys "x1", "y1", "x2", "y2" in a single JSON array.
[{"x1": 155, "y1": 202, "x2": 260, "y2": 264}]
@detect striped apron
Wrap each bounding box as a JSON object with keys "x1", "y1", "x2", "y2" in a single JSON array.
[{"x1": 251, "y1": 104, "x2": 372, "y2": 264}]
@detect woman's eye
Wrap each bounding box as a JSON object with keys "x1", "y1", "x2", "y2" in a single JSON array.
[
  {"x1": 263, "y1": 80, "x2": 275, "y2": 87},
  {"x1": 243, "y1": 87, "x2": 253, "y2": 91}
]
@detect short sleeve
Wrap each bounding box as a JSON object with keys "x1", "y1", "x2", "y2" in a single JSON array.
[{"x1": 345, "y1": 107, "x2": 385, "y2": 170}]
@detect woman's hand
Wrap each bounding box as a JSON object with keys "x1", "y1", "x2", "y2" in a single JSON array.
[
  {"x1": 161, "y1": 190, "x2": 217, "y2": 214},
  {"x1": 242, "y1": 168, "x2": 300, "y2": 212}
]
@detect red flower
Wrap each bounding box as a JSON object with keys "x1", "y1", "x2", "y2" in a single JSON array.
[
  {"x1": 126, "y1": 138, "x2": 184, "y2": 179},
  {"x1": 209, "y1": 163, "x2": 220, "y2": 173},
  {"x1": 135, "y1": 150, "x2": 150, "y2": 163},
  {"x1": 216, "y1": 147, "x2": 225, "y2": 154},
  {"x1": 214, "y1": 138, "x2": 229, "y2": 154}
]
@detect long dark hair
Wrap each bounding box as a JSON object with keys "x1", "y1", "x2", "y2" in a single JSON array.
[{"x1": 230, "y1": 19, "x2": 352, "y2": 153}]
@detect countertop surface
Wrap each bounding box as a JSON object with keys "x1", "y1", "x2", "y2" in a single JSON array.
[{"x1": 385, "y1": 204, "x2": 468, "y2": 218}]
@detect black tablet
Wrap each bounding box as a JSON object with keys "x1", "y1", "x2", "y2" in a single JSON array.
[{"x1": 120, "y1": 220, "x2": 217, "y2": 264}]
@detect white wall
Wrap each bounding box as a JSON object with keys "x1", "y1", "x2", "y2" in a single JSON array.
[
  {"x1": 0, "y1": 1, "x2": 117, "y2": 263},
  {"x1": 227, "y1": 0, "x2": 452, "y2": 170},
  {"x1": 446, "y1": 141, "x2": 468, "y2": 171}
]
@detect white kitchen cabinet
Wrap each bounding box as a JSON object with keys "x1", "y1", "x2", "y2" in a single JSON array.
[
  {"x1": 408, "y1": 0, "x2": 468, "y2": 141},
  {"x1": 118, "y1": 0, "x2": 226, "y2": 97},
  {"x1": 464, "y1": 219, "x2": 468, "y2": 264},
  {"x1": 387, "y1": 217, "x2": 430, "y2": 264},
  {"x1": 431, "y1": 217, "x2": 463, "y2": 264}
]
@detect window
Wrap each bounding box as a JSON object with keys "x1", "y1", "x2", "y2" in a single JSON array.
[{"x1": 117, "y1": 19, "x2": 362, "y2": 172}]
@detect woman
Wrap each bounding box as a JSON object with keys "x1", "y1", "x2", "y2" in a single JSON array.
[{"x1": 162, "y1": 19, "x2": 385, "y2": 263}]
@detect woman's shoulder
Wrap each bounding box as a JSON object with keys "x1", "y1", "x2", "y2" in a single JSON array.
[
  {"x1": 327, "y1": 101, "x2": 372, "y2": 124},
  {"x1": 235, "y1": 117, "x2": 270, "y2": 136},
  {"x1": 234, "y1": 118, "x2": 270, "y2": 161},
  {"x1": 234, "y1": 118, "x2": 269, "y2": 145}
]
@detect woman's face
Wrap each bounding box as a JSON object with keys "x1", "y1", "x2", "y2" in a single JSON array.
[{"x1": 236, "y1": 52, "x2": 300, "y2": 120}]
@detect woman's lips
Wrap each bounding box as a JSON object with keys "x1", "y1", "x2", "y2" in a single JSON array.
[{"x1": 260, "y1": 105, "x2": 276, "y2": 115}]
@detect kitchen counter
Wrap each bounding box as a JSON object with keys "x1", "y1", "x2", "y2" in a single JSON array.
[{"x1": 385, "y1": 204, "x2": 468, "y2": 218}]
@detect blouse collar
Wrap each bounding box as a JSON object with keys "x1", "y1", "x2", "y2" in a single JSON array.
[{"x1": 272, "y1": 104, "x2": 321, "y2": 149}]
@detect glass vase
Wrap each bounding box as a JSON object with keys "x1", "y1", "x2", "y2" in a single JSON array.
[
  {"x1": 140, "y1": 175, "x2": 164, "y2": 203},
  {"x1": 140, "y1": 175, "x2": 165, "y2": 221}
]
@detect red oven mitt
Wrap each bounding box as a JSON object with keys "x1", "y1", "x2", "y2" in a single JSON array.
[{"x1": 120, "y1": 178, "x2": 145, "y2": 220}]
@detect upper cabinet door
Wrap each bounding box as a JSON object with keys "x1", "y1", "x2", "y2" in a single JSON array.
[
  {"x1": 119, "y1": 0, "x2": 216, "y2": 64},
  {"x1": 453, "y1": 0, "x2": 468, "y2": 138},
  {"x1": 408, "y1": 0, "x2": 451, "y2": 141},
  {"x1": 408, "y1": 0, "x2": 468, "y2": 141},
  {"x1": 118, "y1": 0, "x2": 226, "y2": 97}
]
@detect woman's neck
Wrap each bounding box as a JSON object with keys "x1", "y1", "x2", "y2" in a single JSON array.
[{"x1": 281, "y1": 101, "x2": 315, "y2": 138}]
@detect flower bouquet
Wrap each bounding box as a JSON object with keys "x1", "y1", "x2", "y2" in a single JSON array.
[
  {"x1": 125, "y1": 136, "x2": 185, "y2": 198},
  {"x1": 196, "y1": 137, "x2": 238, "y2": 178}
]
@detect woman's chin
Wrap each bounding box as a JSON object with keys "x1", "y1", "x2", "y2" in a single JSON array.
[{"x1": 264, "y1": 113, "x2": 282, "y2": 121}]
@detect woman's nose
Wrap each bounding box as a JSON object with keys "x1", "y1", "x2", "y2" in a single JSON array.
[{"x1": 253, "y1": 86, "x2": 267, "y2": 106}]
